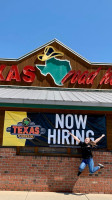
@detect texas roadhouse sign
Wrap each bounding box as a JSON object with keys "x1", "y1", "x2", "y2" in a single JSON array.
[{"x1": 0, "y1": 45, "x2": 112, "y2": 86}]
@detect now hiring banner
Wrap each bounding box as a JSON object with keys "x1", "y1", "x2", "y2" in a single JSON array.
[{"x1": 2, "y1": 111, "x2": 107, "y2": 147}]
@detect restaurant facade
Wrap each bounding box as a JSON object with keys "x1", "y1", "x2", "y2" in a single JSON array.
[{"x1": 0, "y1": 39, "x2": 112, "y2": 193}]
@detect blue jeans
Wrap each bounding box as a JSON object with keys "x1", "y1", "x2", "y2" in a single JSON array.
[{"x1": 79, "y1": 157, "x2": 100, "y2": 174}]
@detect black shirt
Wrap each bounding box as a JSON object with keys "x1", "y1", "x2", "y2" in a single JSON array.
[{"x1": 79, "y1": 141, "x2": 93, "y2": 159}]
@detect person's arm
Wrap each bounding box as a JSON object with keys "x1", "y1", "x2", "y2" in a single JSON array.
[
  {"x1": 68, "y1": 132, "x2": 80, "y2": 144},
  {"x1": 94, "y1": 134, "x2": 105, "y2": 144}
]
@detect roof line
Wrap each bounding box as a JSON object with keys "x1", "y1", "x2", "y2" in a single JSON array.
[
  {"x1": 0, "y1": 38, "x2": 112, "y2": 65},
  {"x1": 0, "y1": 85, "x2": 112, "y2": 92},
  {"x1": 54, "y1": 38, "x2": 90, "y2": 64},
  {"x1": 0, "y1": 38, "x2": 57, "y2": 62}
]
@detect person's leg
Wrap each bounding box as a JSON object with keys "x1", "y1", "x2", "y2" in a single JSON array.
[
  {"x1": 88, "y1": 157, "x2": 100, "y2": 174},
  {"x1": 77, "y1": 159, "x2": 87, "y2": 176}
]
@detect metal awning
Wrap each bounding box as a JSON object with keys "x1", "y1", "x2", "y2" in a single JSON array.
[{"x1": 0, "y1": 86, "x2": 112, "y2": 109}]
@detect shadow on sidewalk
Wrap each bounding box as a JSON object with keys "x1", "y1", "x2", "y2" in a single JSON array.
[{"x1": 56, "y1": 192, "x2": 86, "y2": 196}]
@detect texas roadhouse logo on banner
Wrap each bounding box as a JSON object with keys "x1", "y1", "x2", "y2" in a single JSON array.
[{"x1": 6, "y1": 117, "x2": 46, "y2": 139}]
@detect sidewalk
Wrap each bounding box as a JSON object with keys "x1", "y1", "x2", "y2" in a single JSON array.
[{"x1": 0, "y1": 191, "x2": 112, "y2": 200}]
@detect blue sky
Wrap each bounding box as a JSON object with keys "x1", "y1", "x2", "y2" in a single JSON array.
[{"x1": 0, "y1": 0, "x2": 112, "y2": 62}]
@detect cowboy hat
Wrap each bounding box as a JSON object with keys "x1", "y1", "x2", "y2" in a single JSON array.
[{"x1": 37, "y1": 46, "x2": 64, "y2": 61}]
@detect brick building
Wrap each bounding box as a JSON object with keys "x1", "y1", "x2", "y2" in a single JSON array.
[{"x1": 0, "y1": 39, "x2": 112, "y2": 193}]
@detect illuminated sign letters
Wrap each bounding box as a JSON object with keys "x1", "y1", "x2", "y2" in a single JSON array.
[{"x1": 1, "y1": 46, "x2": 112, "y2": 86}]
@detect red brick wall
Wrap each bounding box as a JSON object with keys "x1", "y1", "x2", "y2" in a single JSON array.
[{"x1": 0, "y1": 148, "x2": 112, "y2": 193}]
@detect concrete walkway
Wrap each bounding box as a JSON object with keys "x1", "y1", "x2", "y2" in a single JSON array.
[{"x1": 0, "y1": 191, "x2": 112, "y2": 200}]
